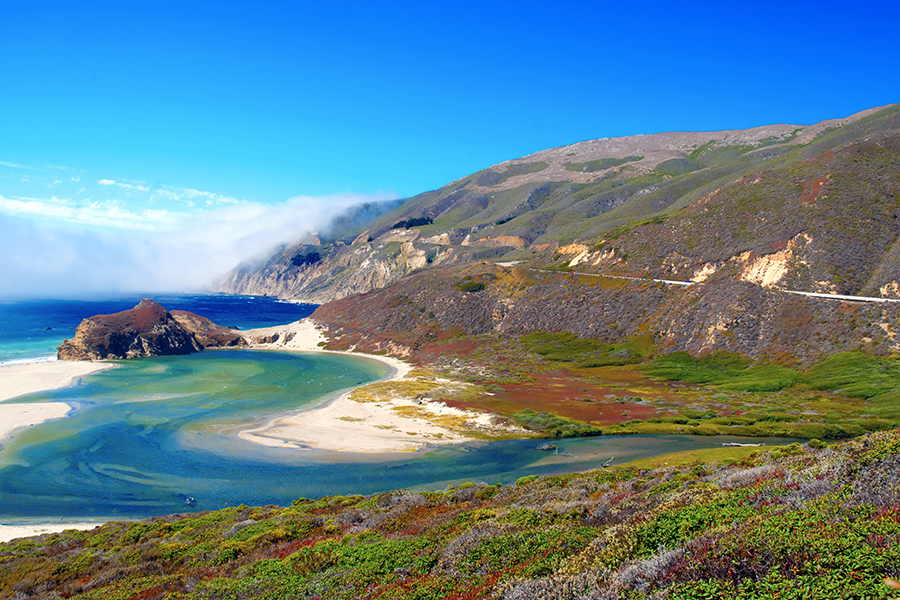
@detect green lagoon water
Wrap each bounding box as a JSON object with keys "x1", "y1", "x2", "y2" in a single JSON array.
[{"x1": 1, "y1": 349, "x2": 802, "y2": 524}]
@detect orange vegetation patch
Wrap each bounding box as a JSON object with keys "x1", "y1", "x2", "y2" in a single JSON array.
[
  {"x1": 414, "y1": 338, "x2": 481, "y2": 361},
  {"x1": 798, "y1": 177, "x2": 829, "y2": 203},
  {"x1": 439, "y1": 372, "x2": 659, "y2": 426},
  {"x1": 805, "y1": 150, "x2": 835, "y2": 166}
]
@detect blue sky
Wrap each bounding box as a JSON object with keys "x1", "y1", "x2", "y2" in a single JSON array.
[{"x1": 1, "y1": 0, "x2": 898, "y2": 297}]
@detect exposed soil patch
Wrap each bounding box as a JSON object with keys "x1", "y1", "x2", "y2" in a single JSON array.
[{"x1": 798, "y1": 177, "x2": 829, "y2": 203}]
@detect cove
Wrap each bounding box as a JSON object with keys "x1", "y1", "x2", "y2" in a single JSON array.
[{"x1": 0, "y1": 350, "x2": 800, "y2": 523}]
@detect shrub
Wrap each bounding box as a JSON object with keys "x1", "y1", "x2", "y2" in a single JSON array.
[
  {"x1": 390, "y1": 216, "x2": 433, "y2": 229},
  {"x1": 456, "y1": 281, "x2": 485, "y2": 293},
  {"x1": 516, "y1": 475, "x2": 539, "y2": 486}
]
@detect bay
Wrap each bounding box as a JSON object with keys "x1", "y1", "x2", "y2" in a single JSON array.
[{"x1": 0, "y1": 296, "x2": 802, "y2": 525}]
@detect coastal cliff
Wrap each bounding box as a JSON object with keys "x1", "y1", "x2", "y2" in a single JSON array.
[{"x1": 57, "y1": 299, "x2": 246, "y2": 361}]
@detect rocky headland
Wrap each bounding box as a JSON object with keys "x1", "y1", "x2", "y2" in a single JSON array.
[{"x1": 57, "y1": 299, "x2": 246, "y2": 361}]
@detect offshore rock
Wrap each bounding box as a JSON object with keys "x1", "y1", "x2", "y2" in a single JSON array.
[{"x1": 57, "y1": 299, "x2": 245, "y2": 361}]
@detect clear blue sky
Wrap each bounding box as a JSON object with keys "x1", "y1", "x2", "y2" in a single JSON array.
[{"x1": 1, "y1": 0, "x2": 898, "y2": 296}]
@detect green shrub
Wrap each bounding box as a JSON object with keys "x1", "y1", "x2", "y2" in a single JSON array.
[
  {"x1": 456, "y1": 281, "x2": 485, "y2": 293},
  {"x1": 645, "y1": 352, "x2": 798, "y2": 391}
]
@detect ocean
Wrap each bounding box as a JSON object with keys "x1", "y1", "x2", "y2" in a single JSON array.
[
  {"x1": 0, "y1": 293, "x2": 318, "y2": 365},
  {"x1": 0, "y1": 295, "x2": 801, "y2": 524}
]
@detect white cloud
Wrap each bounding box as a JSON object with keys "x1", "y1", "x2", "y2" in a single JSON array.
[
  {"x1": 150, "y1": 185, "x2": 239, "y2": 206},
  {"x1": 0, "y1": 190, "x2": 400, "y2": 297},
  {"x1": 46, "y1": 164, "x2": 83, "y2": 173},
  {"x1": 97, "y1": 178, "x2": 151, "y2": 192},
  {"x1": 0, "y1": 194, "x2": 175, "y2": 230},
  {"x1": 0, "y1": 160, "x2": 41, "y2": 171}
]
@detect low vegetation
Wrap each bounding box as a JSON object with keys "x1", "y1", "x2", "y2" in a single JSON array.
[
  {"x1": 390, "y1": 217, "x2": 434, "y2": 230},
  {"x1": 411, "y1": 331, "x2": 900, "y2": 442},
  {"x1": 644, "y1": 351, "x2": 799, "y2": 392},
  {"x1": 564, "y1": 155, "x2": 643, "y2": 173},
  {"x1": 3, "y1": 431, "x2": 898, "y2": 598},
  {"x1": 512, "y1": 408, "x2": 602, "y2": 438}
]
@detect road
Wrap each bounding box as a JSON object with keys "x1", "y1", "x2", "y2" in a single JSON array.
[{"x1": 526, "y1": 268, "x2": 900, "y2": 304}]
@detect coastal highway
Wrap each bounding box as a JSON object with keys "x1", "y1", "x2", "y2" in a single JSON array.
[{"x1": 526, "y1": 268, "x2": 900, "y2": 304}]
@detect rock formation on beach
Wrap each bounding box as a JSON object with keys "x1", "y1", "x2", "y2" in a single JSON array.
[{"x1": 57, "y1": 299, "x2": 246, "y2": 361}]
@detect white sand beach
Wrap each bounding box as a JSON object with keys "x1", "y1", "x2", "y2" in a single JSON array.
[
  {"x1": 0, "y1": 522, "x2": 103, "y2": 544},
  {"x1": 238, "y1": 319, "x2": 510, "y2": 453},
  {"x1": 0, "y1": 361, "x2": 116, "y2": 442},
  {"x1": 0, "y1": 361, "x2": 115, "y2": 404}
]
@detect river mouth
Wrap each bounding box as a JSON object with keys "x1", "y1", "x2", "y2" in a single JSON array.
[{"x1": 0, "y1": 350, "x2": 802, "y2": 524}]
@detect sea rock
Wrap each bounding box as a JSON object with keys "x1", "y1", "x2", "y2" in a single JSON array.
[{"x1": 57, "y1": 299, "x2": 245, "y2": 361}]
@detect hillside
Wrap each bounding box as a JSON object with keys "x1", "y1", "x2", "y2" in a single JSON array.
[
  {"x1": 219, "y1": 104, "x2": 898, "y2": 303},
  {"x1": 3, "y1": 431, "x2": 898, "y2": 599}
]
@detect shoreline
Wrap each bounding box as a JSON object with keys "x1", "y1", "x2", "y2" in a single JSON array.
[
  {"x1": 0, "y1": 522, "x2": 104, "y2": 544},
  {"x1": 0, "y1": 318, "x2": 495, "y2": 542},
  {"x1": 0, "y1": 360, "x2": 116, "y2": 404},
  {"x1": 237, "y1": 319, "x2": 504, "y2": 453},
  {"x1": 0, "y1": 361, "x2": 118, "y2": 543},
  {"x1": 0, "y1": 361, "x2": 117, "y2": 443}
]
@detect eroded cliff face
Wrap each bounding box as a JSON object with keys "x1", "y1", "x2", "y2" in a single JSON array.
[
  {"x1": 218, "y1": 228, "x2": 463, "y2": 303},
  {"x1": 311, "y1": 263, "x2": 900, "y2": 364},
  {"x1": 57, "y1": 300, "x2": 246, "y2": 361}
]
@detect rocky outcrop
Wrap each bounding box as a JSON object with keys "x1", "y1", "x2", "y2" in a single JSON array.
[
  {"x1": 57, "y1": 299, "x2": 246, "y2": 361},
  {"x1": 218, "y1": 230, "x2": 461, "y2": 304},
  {"x1": 170, "y1": 310, "x2": 246, "y2": 349}
]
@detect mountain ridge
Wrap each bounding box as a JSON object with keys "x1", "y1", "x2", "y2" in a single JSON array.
[{"x1": 219, "y1": 104, "x2": 899, "y2": 307}]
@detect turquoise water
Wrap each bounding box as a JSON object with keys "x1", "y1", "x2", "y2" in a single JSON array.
[
  {"x1": 0, "y1": 296, "x2": 804, "y2": 525},
  {"x1": 0, "y1": 350, "x2": 391, "y2": 520}
]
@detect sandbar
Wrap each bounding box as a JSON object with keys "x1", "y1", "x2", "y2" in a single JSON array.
[
  {"x1": 0, "y1": 361, "x2": 115, "y2": 403},
  {"x1": 0, "y1": 361, "x2": 116, "y2": 443}
]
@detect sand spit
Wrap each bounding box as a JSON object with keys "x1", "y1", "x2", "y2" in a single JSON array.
[
  {"x1": 0, "y1": 361, "x2": 116, "y2": 443},
  {"x1": 0, "y1": 522, "x2": 104, "y2": 544},
  {"x1": 0, "y1": 361, "x2": 115, "y2": 403}
]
